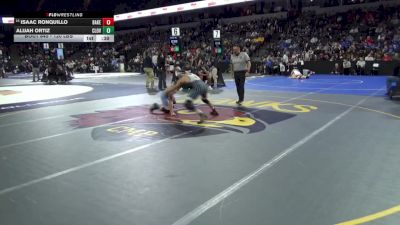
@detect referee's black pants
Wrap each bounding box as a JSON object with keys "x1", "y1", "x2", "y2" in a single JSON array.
[{"x1": 234, "y1": 71, "x2": 246, "y2": 102}]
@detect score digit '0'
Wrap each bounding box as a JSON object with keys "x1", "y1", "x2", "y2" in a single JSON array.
[{"x1": 102, "y1": 18, "x2": 114, "y2": 26}]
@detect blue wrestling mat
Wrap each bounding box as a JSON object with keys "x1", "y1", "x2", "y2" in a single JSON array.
[{"x1": 227, "y1": 75, "x2": 387, "y2": 96}]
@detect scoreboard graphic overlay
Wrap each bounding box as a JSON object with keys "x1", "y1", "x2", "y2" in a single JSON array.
[{"x1": 13, "y1": 12, "x2": 114, "y2": 43}]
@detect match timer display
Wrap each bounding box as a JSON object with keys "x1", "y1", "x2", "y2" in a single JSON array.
[{"x1": 14, "y1": 12, "x2": 115, "y2": 43}]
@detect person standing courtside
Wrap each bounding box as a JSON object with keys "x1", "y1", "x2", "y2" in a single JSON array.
[
  {"x1": 157, "y1": 52, "x2": 167, "y2": 90},
  {"x1": 143, "y1": 51, "x2": 155, "y2": 89},
  {"x1": 152, "y1": 52, "x2": 158, "y2": 79},
  {"x1": 32, "y1": 56, "x2": 40, "y2": 82},
  {"x1": 0, "y1": 58, "x2": 5, "y2": 79},
  {"x1": 231, "y1": 44, "x2": 251, "y2": 105}
]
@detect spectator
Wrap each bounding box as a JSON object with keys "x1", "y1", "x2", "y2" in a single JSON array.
[
  {"x1": 356, "y1": 57, "x2": 366, "y2": 75},
  {"x1": 0, "y1": 59, "x2": 5, "y2": 78},
  {"x1": 157, "y1": 53, "x2": 167, "y2": 90},
  {"x1": 152, "y1": 52, "x2": 158, "y2": 75},
  {"x1": 279, "y1": 62, "x2": 286, "y2": 75},
  {"x1": 209, "y1": 63, "x2": 218, "y2": 89},
  {"x1": 365, "y1": 53, "x2": 375, "y2": 61},
  {"x1": 66, "y1": 60, "x2": 75, "y2": 78},
  {"x1": 383, "y1": 53, "x2": 393, "y2": 61},
  {"x1": 332, "y1": 63, "x2": 341, "y2": 74},
  {"x1": 3, "y1": 4, "x2": 400, "y2": 78},
  {"x1": 31, "y1": 56, "x2": 41, "y2": 82},
  {"x1": 343, "y1": 59, "x2": 352, "y2": 75},
  {"x1": 143, "y1": 51, "x2": 155, "y2": 89}
]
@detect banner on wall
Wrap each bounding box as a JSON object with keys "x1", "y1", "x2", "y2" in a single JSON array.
[{"x1": 0, "y1": 0, "x2": 256, "y2": 24}]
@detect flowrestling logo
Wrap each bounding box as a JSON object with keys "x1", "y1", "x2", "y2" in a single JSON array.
[{"x1": 69, "y1": 99, "x2": 318, "y2": 142}]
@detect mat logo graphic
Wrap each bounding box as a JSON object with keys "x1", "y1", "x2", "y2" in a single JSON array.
[
  {"x1": 178, "y1": 98, "x2": 318, "y2": 113},
  {"x1": 70, "y1": 99, "x2": 316, "y2": 141},
  {"x1": 106, "y1": 126, "x2": 159, "y2": 138}
]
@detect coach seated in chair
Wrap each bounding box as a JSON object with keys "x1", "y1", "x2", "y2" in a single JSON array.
[{"x1": 386, "y1": 62, "x2": 400, "y2": 95}]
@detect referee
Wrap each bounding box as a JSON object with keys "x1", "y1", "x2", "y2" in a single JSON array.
[{"x1": 231, "y1": 44, "x2": 251, "y2": 105}]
